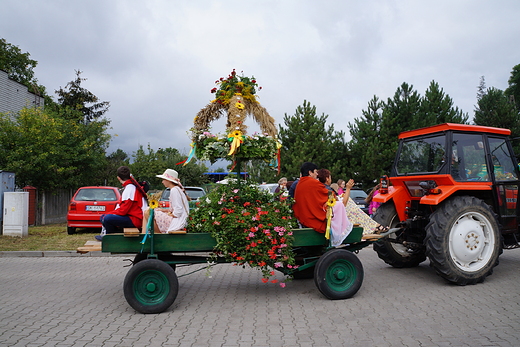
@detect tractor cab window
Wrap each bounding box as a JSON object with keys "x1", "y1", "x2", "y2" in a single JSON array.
[
  {"x1": 488, "y1": 137, "x2": 518, "y2": 181},
  {"x1": 452, "y1": 133, "x2": 488, "y2": 181},
  {"x1": 396, "y1": 134, "x2": 446, "y2": 175}
]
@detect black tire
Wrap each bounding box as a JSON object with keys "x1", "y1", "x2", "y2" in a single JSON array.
[
  {"x1": 133, "y1": 253, "x2": 177, "y2": 271},
  {"x1": 372, "y1": 202, "x2": 426, "y2": 267},
  {"x1": 67, "y1": 226, "x2": 76, "y2": 235},
  {"x1": 123, "y1": 259, "x2": 179, "y2": 314},
  {"x1": 425, "y1": 196, "x2": 502, "y2": 285},
  {"x1": 314, "y1": 249, "x2": 363, "y2": 300}
]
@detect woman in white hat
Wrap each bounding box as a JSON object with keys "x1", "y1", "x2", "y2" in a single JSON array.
[{"x1": 145, "y1": 169, "x2": 190, "y2": 233}]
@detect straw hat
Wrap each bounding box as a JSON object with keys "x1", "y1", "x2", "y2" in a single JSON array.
[{"x1": 156, "y1": 169, "x2": 179, "y2": 184}]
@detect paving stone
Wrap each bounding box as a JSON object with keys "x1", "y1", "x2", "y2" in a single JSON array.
[{"x1": 0, "y1": 247, "x2": 519, "y2": 346}]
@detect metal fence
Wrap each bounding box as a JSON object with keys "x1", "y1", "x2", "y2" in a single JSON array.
[{"x1": 36, "y1": 189, "x2": 74, "y2": 225}]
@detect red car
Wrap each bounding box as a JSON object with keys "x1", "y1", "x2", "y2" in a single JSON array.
[{"x1": 67, "y1": 186, "x2": 122, "y2": 234}]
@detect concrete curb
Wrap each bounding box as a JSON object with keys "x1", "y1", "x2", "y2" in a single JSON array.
[{"x1": 0, "y1": 251, "x2": 134, "y2": 258}]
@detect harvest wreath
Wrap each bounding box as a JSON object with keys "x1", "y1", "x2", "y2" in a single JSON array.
[
  {"x1": 179, "y1": 69, "x2": 280, "y2": 166},
  {"x1": 179, "y1": 70, "x2": 296, "y2": 284}
]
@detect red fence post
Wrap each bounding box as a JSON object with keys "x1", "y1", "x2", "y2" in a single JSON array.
[{"x1": 23, "y1": 186, "x2": 37, "y2": 226}]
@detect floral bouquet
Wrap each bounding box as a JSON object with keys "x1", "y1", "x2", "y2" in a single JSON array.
[
  {"x1": 188, "y1": 179, "x2": 297, "y2": 284},
  {"x1": 192, "y1": 130, "x2": 279, "y2": 164}
]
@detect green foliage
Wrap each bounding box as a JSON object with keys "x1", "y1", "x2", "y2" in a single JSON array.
[
  {"x1": 474, "y1": 87, "x2": 520, "y2": 153},
  {"x1": 505, "y1": 64, "x2": 520, "y2": 111},
  {"x1": 347, "y1": 96, "x2": 387, "y2": 187},
  {"x1": 53, "y1": 70, "x2": 110, "y2": 123},
  {"x1": 246, "y1": 159, "x2": 280, "y2": 184},
  {"x1": 193, "y1": 131, "x2": 278, "y2": 164},
  {"x1": 0, "y1": 38, "x2": 37, "y2": 87},
  {"x1": 187, "y1": 179, "x2": 297, "y2": 283},
  {"x1": 104, "y1": 149, "x2": 130, "y2": 186},
  {"x1": 419, "y1": 81, "x2": 469, "y2": 127},
  {"x1": 0, "y1": 107, "x2": 110, "y2": 190},
  {"x1": 347, "y1": 82, "x2": 470, "y2": 189},
  {"x1": 278, "y1": 100, "x2": 348, "y2": 181},
  {"x1": 130, "y1": 145, "x2": 208, "y2": 189}
]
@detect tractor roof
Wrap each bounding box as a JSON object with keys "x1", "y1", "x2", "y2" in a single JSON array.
[{"x1": 398, "y1": 123, "x2": 511, "y2": 139}]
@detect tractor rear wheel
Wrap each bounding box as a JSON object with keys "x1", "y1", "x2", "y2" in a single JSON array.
[
  {"x1": 372, "y1": 202, "x2": 426, "y2": 268},
  {"x1": 425, "y1": 196, "x2": 502, "y2": 285}
]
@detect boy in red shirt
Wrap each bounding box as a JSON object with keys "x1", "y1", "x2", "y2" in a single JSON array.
[{"x1": 95, "y1": 166, "x2": 147, "y2": 241}]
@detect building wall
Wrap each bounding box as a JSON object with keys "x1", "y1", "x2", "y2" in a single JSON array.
[{"x1": 0, "y1": 69, "x2": 44, "y2": 114}]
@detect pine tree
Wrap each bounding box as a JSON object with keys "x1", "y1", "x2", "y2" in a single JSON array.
[
  {"x1": 278, "y1": 100, "x2": 347, "y2": 180},
  {"x1": 505, "y1": 64, "x2": 520, "y2": 111},
  {"x1": 419, "y1": 81, "x2": 469, "y2": 127},
  {"x1": 347, "y1": 96, "x2": 386, "y2": 187},
  {"x1": 474, "y1": 87, "x2": 520, "y2": 153}
]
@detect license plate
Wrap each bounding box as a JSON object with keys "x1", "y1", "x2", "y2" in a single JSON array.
[
  {"x1": 86, "y1": 205, "x2": 105, "y2": 211},
  {"x1": 357, "y1": 204, "x2": 365, "y2": 208}
]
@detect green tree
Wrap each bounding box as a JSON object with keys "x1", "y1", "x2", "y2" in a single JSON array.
[
  {"x1": 474, "y1": 87, "x2": 520, "y2": 153},
  {"x1": 278, "y1": 100, "x2": 348, "y2": 181},
  {"x1": 0, "y1": 38, "x2": 37, "y2": 87},
  {"x1": 130, "y1": 145, "x2": 208, "y2": 189},
  {"x1": 347, "y1": 96, "x2": 386, "y2": 187},
  {"x1": 54, "y1": 70, "x2": 110, "y2": 123},
  {"x1": 419, "y1": 80, "x2": 469, "y2": 127},
  {"x1": 505, "y1": 64, "x2": 520, "y2": 111},
  {"x1": 105, "y1": 149, "x2": 130, "y2": 186},
  {"x1": 0, "y1": 107, "x2": 110, "y2": 190}
]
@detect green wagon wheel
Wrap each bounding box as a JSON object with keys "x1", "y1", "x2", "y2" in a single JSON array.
[
  {"x1": 314, "y1": 249, "x2": 364, "y2": 300},
  {"x1": 123, "y1": 259, "x2": 179, "y2": 314}
]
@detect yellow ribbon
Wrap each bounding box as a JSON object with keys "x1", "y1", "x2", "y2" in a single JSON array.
[
  {"x1": 325, "y1": 193, "x2": 336, "y2": 240},
  {"x1": 227, "y1": 131, "x2": 244, "y2": 156}
]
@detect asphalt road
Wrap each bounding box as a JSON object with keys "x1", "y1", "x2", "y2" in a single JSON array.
[{"x1": 1, "y1": 247, "x2": 519, "y2": 347}]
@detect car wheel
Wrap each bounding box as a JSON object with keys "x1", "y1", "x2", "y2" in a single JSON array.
[{"x1": 67, "y1": 226, "x2": 76, "y2": 235}]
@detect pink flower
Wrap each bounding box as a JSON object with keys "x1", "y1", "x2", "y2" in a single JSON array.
[
  {"x1": 279, "y1": 282, "x2": 286, "y2": 288},
  {"x1": 233, "y1": 189, "x2": 239, "y2": 193},
  {"x1": 274, "y1": 262, "x2": 283, "y2": 268},
  {"x1": 248, "y1": 232, "x2": 255, "y2": 237}
]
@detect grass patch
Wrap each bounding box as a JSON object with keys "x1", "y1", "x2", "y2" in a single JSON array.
[{"x1": 0, "y1": 224, "x2": 99, "y2": 251}]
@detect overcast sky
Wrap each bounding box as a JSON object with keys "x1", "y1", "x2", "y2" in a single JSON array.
[{"x1": 2, "y1": 1, "x2": 519, "y2": 162}]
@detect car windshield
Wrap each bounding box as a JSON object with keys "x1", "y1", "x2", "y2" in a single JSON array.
[
  {"x1": 350, "y1": 190, "x2": 367, "y2": 199},
  {"x1": 186, "y1": 189, "x2": 205, "y2": 200},
  {"x1": 161, "y1": 187, "x2": 205, "y2": 201},
  {"x1": 76, "y1": 188, "x2": 117, "y2": 201}
]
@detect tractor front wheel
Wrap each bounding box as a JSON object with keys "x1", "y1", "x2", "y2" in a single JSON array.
[{"x1": 372, "y1": 202, "x2": 426, "y2": 268}]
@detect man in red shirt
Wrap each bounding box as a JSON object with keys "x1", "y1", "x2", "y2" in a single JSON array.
[{"x1": 292, "y1": 162, "x2": 330, "y2": 233}]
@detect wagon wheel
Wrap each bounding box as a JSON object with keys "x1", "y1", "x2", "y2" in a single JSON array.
[
  {"x1": 314, "y1": 249, "x2": 364, "y2": 300},
  {"x1": 123, "y1": 259, "x2": 179, "y2": 314}
]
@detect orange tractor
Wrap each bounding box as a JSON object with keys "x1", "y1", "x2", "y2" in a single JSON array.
[{"x1": 372, "y1": 123, "x2": 520, "y2": 285}]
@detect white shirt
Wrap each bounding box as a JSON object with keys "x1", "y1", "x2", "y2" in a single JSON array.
[{"x1": 167, "y1": 186, "x2": 189, "y2": 231}]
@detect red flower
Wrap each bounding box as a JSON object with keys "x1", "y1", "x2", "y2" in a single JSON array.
[
  {"x1": 244, "y1": 202, "x2": 251, "y2": 207},
  {"x1": 258, "y1": 261, "x2": 266, "y2": 267},
  {"x1": 261, "y1": 278, "x2": 269, "y2": 283}
]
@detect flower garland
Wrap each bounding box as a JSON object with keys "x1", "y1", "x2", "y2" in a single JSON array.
[
  {"x1": 210, "y1": 69, "x2": 261, "y2": 105},
  {"x1": 188, "y1": 179, "x2": 297, "y2": 284},
  {"x1": 191, "y1": 130, "x2": 279, "y2": 164}
]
